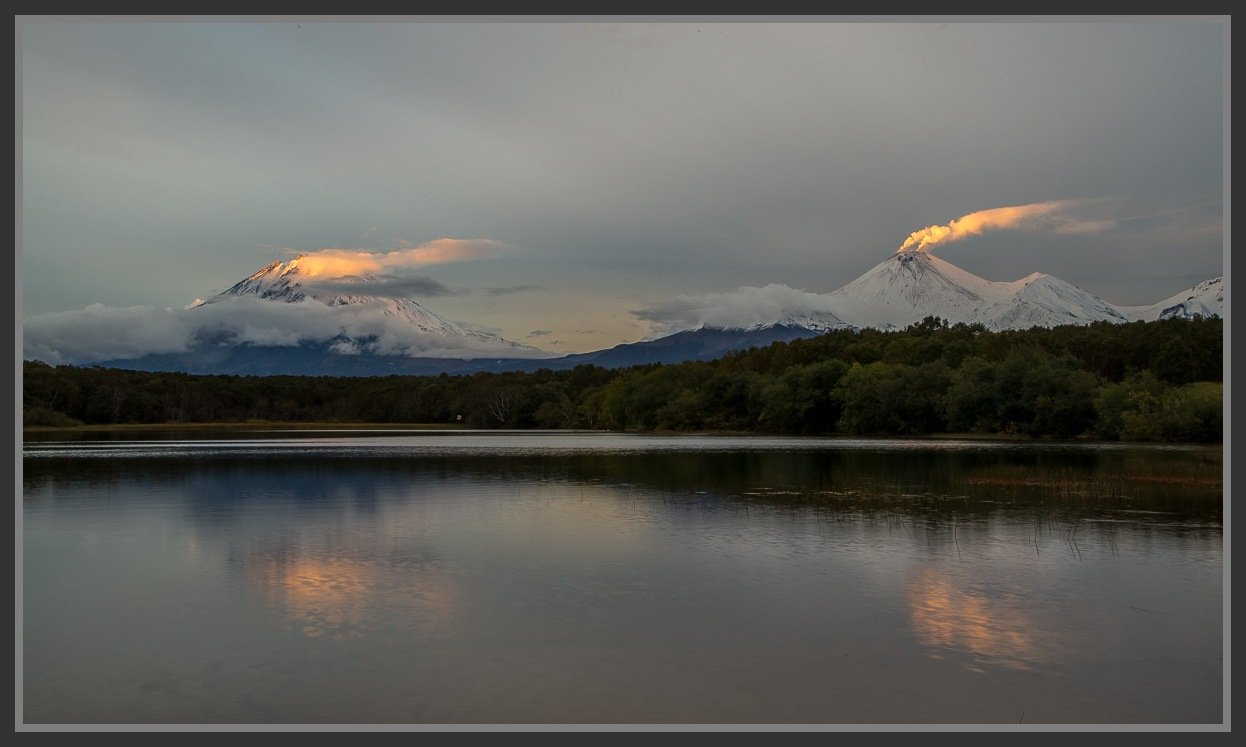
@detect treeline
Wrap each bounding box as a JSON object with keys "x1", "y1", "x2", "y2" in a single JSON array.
[{"x1": 23, "y1": 317, "x2": 1223, "y2": 442}]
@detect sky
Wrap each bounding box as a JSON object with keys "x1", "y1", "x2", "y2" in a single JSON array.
[{"x1": 19, "y1": 18, "x2": 1227, "y2": 358}]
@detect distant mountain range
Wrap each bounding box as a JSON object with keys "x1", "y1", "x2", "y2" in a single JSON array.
[
  {"x1": 99, "y1": 324, "x2": 828, "y2": 376},
  {"x1": 71, "y1": 249, "x2": 1222, "y2": 376}
]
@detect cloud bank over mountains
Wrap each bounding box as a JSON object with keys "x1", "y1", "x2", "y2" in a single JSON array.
[
  {"x1": 25, "y1": 251, "x2": 1221, "y2": 366},
  {"x1": 23, "y1": 296, "x2": 549, "y2": 365},
  {"x1": 634, "y1": 284, "x2": 845, "y2": 337},
  {"x1": 21, "y1": 201, "x2": 1223, "y2": 366}
]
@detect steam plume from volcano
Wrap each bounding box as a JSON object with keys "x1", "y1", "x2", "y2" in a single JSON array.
[
  {"x1": 282, "y1": 238, "x2": 507, "y2": 278},
  {"x1": 897, "y1": 201, "x2": 1079, "y2": 254}
]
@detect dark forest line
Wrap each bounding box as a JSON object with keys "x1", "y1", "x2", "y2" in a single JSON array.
[{"x1": 23, "y1": 317, "x2": 1223, "y2": 442}]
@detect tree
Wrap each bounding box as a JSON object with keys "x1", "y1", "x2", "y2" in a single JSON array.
[{"x1": 836, "y1": 361, "x2": 951, "y2": 435}]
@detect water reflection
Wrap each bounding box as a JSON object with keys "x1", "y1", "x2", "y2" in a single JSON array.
[
  {"x1": 22, "y1": 437, "x2": 1224, "y2": 525},
  {"x1": 21, "y1": 434, "x2": 1224, "y2": 724},
  {"x1": 249, "y1": 553, "x2": 372, "y2": 639},
  {"x1": 246, "y1": 543, "x2": 460, "y2": 641},
  {"x1": 906, "y1": 568, "x2": 1044, "y2": 672}
]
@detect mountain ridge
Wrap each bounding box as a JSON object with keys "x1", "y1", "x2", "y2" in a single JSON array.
[
  {"x1": 198, "y1": 255, "x2": 549, "y2": 358},
  {"x1": 50, "y1": 250, "x2": 1225, "y2": 376}
]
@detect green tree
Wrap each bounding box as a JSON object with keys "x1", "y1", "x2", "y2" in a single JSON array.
[{"x1": 837, "y1": 361, "x2": 951, "y2": 435}]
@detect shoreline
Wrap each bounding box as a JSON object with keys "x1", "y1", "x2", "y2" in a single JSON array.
[
  {"x1": 21, "y1": 421, "x2": 465, "y2": 433},
  {"x1": 19, "y1": 422, "x2": 1224, "y2": 446}
]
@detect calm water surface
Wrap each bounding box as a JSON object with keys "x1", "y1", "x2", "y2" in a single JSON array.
[{"x1": 21, "y1": 431, "x2": 1223, "y2": 724}]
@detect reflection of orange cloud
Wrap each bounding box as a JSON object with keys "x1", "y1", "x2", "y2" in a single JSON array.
[
  {"x1": 906, "y1": 569, "x2": 1041, "y2": 671},
  {"x1": 285, "y1": 238, "x2": 507, "y2": 279},
  {"x1": 248, "y1": 551, "x2": 459, "y2": 640}
]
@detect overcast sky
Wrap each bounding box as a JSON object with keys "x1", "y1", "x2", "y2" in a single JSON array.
[{"x1": 19, "y1": 18, "x2": 1226, "y2": 354}]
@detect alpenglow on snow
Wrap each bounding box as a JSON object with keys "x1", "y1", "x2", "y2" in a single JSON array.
[{"x1": 194, "y1": 255, "x2": 550, "y2": 358}]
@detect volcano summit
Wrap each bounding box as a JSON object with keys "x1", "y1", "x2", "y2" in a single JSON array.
[
  {"x1": 199, "y1": 256, "x2": 544, "y2": 357},
  {"x1": 824, "y1": 249, "x2": 1135, "y2": 331}
]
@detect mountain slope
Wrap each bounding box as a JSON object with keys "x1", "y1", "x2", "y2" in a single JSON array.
[
  {"x1": 201, "y1": 256, "x2": 545, "y2": 356},
  {"x1": 975, "y1": 272, "x2": 1131, "y2": 329},
  {"x1": 96, "y1": 325, "x2": 829, "y2": 376},
  {"x1": 826, "y1": 251, "x2": 1009, "y2": 329},
  {"x1": 552, "y1": 325, "x2": 829, "y2": 369},
  {"x1": 1118, "y1": 277, "x2": 1224, "y2": 322},
  {"x1": 825, "y1": 251, "x2": 1142, "y2": 331}
]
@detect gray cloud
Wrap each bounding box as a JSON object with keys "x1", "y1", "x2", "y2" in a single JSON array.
[
  {"x1": 22, "y1": 304, "x2": 196, "y2": 364},
  {"x1": 19, "y1": 20, "x2": 1225, "y2": 342},
  {"x1": 303, "y1": 274, "x2": 459, "y2": 298},
  {"x1": 480, "y1": 285, "x2": 546, "y2": 297},
  {"x1": 527, "y1": 329, "x2": 553, "y2": 337},
  {"x1": 634, "y1": 283, "x2": 845, "y2": 336}
]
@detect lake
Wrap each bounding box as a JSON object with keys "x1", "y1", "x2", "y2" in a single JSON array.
[{"x1": 20, "y1": 430, "x2": 1224, "y2": 726}]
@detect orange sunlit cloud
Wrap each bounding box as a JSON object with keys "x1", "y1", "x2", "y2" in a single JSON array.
[
  {"x1": 284, "y1": 238, "x2": 509, "y2": 279},
  {"x1": 896, "y1": 201, "x2": 1110, "y2": 254}
]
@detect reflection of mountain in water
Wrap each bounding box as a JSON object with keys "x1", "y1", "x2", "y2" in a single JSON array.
[{"x1": 23, "y1": 442, "x2": 1222, "y2": 528}]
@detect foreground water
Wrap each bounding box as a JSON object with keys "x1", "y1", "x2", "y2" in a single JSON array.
[{"x1": 21, "y1": 431, "x2": 1223, "y2": 725}]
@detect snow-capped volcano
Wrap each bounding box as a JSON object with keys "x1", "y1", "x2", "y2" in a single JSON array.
[
  {"x1": 196, "y1": 256, "x2": 549, "y2": 358},
  {"x1": 24, "y1": 246, "x2": 1223, "y2": 376},
  {"x1": 646, "y1": 249, "x2": 1208, "y2": 337},
  {"x1": 825, "y1": 250, "x2": 1007, "y2": 329},
  {"x1": 1118, "y1": 277, "x2": 1224, "y2": 322},
  {"x1": 824, "y1": 250, "x2": 1132, "y2": 330}
]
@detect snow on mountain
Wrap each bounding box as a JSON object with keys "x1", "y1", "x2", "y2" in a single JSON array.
[
  {"x1": 975, "y1": 272, "x2": 1132, "y2": 330},
  {"x1": 823, "y1": 251, "x2": 1222, "y2": 331},
  {"x1": 205, "y1": 253, "x2": 1224, "y2": 360},
  {"x1": 731, "y1": 310, "x2": 847, "y2": 334},
  {"x1": 825, "y1": 250, "x2": 1010, "y2": 329},
  {"x1": 199, "y1": 256, "x2": 550, "y2": 358},
  {"x1": 1118, "y1": 277, "x2": 1224, "y2": 322},
  {"x1": 25, "y1": 247, "x2": 1223, "y2": 374},
  {"x1": 646, "y1": 250, "x2": 1217, "y2": 337}
]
